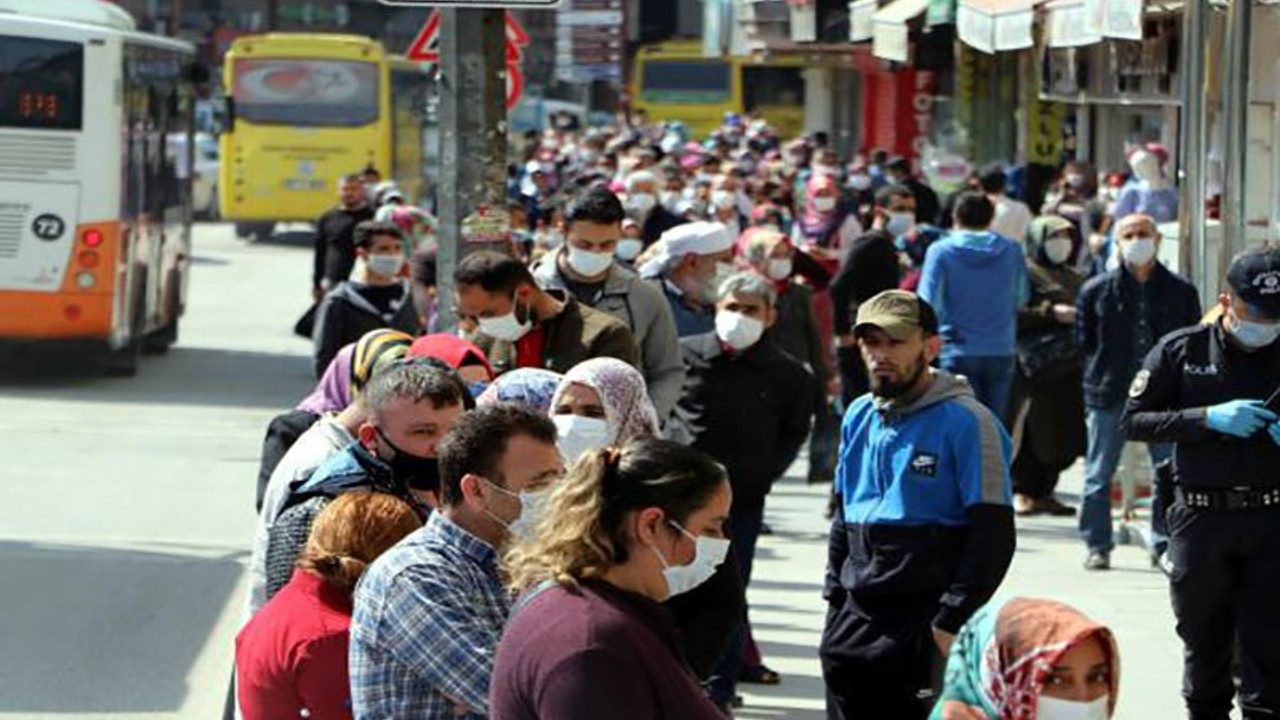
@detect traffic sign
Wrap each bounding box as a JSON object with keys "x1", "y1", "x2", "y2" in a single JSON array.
[{"x1": 407, "y1": 10, "x2": 529, "y2": 110}]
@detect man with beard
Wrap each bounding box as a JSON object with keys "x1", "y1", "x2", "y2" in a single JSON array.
[
  {"x1": 262, "y1": 359, "x2": 468, "y2": 601},
  {"x1": 820, "y1": 290, "x2": 1015, "y2": 719}
]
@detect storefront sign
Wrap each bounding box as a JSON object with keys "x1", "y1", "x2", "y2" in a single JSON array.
[{"x1": 861, "y1": 68, "x2": 935, "y2": 172}]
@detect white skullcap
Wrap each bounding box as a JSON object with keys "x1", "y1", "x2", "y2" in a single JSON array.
[
  {"x1": 638, "y1": 221, "x2": 732, "y2": 277},
  {"x1": 625, "y1": 170, "x2": 658, "y2": 193}
]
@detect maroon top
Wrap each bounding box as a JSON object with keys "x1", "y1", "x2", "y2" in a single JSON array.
[
  {"x1": 489, "y1": 579, "x2": 725, "y2": 720},
  {"x1": 236, "y1": 570, "x2": 354, "y2": 720}
]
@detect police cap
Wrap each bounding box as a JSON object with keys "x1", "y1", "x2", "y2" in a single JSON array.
[{"x1": 1227, "y1": 247, "x2": 1280, "y2": 319}]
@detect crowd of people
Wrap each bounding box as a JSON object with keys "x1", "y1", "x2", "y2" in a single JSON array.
[{"x1": 229, "y1": 111, "x2": 1280, "y2": 720}]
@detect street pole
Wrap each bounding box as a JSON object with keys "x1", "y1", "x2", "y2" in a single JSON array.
[
  {"x1": 434, "y1": 8, "x2": 509, "y2": 331},
  {"x1": 1177, "y1": 0, "x2": 1207, "y2": 302},
  {"x1": 1220, "y1": 0, "x2": 1251, "y2": 278}
]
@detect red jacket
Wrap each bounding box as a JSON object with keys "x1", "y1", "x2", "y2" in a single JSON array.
[{"x1": 236, "y1": 570, "x2": 354, "y2": 720}]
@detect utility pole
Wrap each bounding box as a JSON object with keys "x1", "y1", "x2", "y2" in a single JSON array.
[{"x1": 433, "y1": 8, "x2": 509, "y2": 331}]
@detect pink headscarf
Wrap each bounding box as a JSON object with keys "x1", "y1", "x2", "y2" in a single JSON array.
[{"x1": 551, "y1": 357, "x2": 661, "y2": 445}]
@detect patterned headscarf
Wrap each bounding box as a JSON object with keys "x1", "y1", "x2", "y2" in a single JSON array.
[
  {"x1": 476, "y1": 368, "x2": 563, "y2": 415},
  {"x1": 935, "y1": 597, "x2": 1120, "y2": 719},
  {"x1": 551, "y1": 357, "x2": 661, "y2": 445}
]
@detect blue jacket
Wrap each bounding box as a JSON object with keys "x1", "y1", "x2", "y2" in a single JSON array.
[
  {"x1": 827, "y1": 371, "x2": 1015, "y2": 632},
  {"x1": 918, "y1": 230, "x2": 1028, "y2": 360}
]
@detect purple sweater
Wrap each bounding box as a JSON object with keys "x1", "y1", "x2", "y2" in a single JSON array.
[{"x1": 489, "y1": 579, "x2": 725, "y2": 720}]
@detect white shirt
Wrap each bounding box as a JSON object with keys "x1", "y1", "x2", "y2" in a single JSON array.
[{"x1": 991, "y1": 195, "x2": 1034, "y2": 242}]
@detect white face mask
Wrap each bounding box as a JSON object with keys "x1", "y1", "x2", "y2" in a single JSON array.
[
  {"x1": 366, "y1": 253, "x2": 404, "y2": 278},
  {"x1": 716, "y1": 310, "x2": 765, "y2": 350},
  {"x1": 1120, "y1": 237, "x2": 1157, "y2": 267},
  {"x1": 615, "y1": 238, "x2": 644, "y2": 261},
  {"x1": 626, "y1": 192, "x2": 656, "y2": 215},
  {"x1": 1035, "y1": 695, "x2": 1109, "y2": 720},
  {"x1": 566, "y1": 244, "x2": 614, "y2": 277},
  {"x1": 813, "y1": 196, "x2": 837, "y2": 213},
  {"x1": 1044, "y1": 237, "x2": 1074, "y2": 265},
  {"x1": 552, "y1": 414, "x2": 613, "y2": 465},
  {"x1": 1227, "y1": 307, "x2": 1280, "y2": 349},
  {"x1": 849, "y1": 173, "x2": 872, "y2": 191},
  {"x1": 650, "y1": 521, "x2": 731, "y2": 598},
  {"x1": 886, "y1": 211, "x2": 915, "y2": 237},
  {"x1": 766, "y1": 258, "x2": 793, "y2": 281},
  {"x1": 476, "y1": 294, "x2": 533, "y2": 342},
  {"x1": 481, "y1": 478, "x2": 549, "y2": 544}
]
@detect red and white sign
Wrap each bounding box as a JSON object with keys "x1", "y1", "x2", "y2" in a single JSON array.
[
  {"x1": 860, "y1": 68, "x2": 935, "y2": 173},
  {"x1": 406, "y1": 10, "x2": 529, "y2": 110}
]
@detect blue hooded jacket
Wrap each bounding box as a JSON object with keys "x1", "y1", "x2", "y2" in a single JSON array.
[{"x1": 918, "y1": 229, "x2": 1028, "y2": 360}]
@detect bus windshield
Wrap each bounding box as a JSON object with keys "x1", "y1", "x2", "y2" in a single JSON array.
[
  {"x1": 233, "y1": 58, "x2": 378, "y2": 127},
  {"x1": 640, "y1": 60, "x2": 730, "y2": 105},
  {"x1": 0, "y1": 36, "x2": 84, "y2": 131}
]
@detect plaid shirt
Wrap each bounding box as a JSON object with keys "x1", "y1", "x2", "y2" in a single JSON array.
[{"x1": 350, "y1": 511, "x2": 510, "y2": 720}]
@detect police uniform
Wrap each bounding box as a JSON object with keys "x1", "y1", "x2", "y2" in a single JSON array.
[
  {"x1": 821, "y1": 291, "x2": 1015, "y2": 719},
  {"x1": 1120, "y1": 249, "x2": 1280, "y2": 719}
]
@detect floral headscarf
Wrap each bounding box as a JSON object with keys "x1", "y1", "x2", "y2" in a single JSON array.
[
  {"x1": 799, "y1": 174, "x2": 845, "y2": 243},
  {"x1": 476, "y1": 368, "x2": 563, "y2": 415},
  {"x1": 551, "y1": 357, "x2": 661, "y2": 445},
  {"x1": 933, "y1": 597, "x2": 1120, "y2": 720}
]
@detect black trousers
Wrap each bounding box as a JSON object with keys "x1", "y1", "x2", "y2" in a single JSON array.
[
  {"x1": 819, "y1": 598, "x2": 943, "y2": 720},
  {"x1": 1168, "y1": 502, "x2": 1280, "y2": 719}
]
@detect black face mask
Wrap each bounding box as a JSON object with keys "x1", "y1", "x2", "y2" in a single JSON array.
[{"x1": 376, "y1": 427, "x2": 441, "y2": 493}]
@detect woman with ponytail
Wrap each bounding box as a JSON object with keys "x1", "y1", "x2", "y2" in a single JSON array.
[
  {"x1": 236, "y1": 493, "x2": 420, "y2": 720},
  {"x1": 490, "y1": 438, "x2": 732, "y2": 720}
]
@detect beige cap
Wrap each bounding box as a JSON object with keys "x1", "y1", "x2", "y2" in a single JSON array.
[{"x1": 853, "y1": 290, "x2": 938, "y2": 341}]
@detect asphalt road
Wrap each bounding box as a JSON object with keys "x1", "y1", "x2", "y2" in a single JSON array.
[{"x1": 0, "y1": 223, "x2": 315, "y2": 719}]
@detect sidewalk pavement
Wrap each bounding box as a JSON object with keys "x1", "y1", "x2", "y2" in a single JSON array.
[{"x1": 735, "y1": 457, "x2": 1187, "y2": 719}]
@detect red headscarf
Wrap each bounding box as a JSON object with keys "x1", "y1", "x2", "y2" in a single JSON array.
[{"x1": 407, "y1": 334, "x2": 494, "y2": 381}]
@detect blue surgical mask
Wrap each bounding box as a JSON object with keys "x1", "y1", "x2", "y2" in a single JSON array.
[
  {"x1": 886, "y1": 211, "x2": 915, "y2": 237},
  {"x1": 1228, "y1": 306, "x2": 1280, "y2": 349}
]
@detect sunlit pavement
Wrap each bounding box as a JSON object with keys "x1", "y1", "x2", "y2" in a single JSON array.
[{"x1": 0, "y1": 222, "x2": 1188, "y2": 718}]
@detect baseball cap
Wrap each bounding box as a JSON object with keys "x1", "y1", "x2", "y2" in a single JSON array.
[
  {"x1": 1227, "y1": 247, "x2": 1280, "y2": 319},
  {"x1": 853, "y1": 290, "x2": 939, "y2": 341}
]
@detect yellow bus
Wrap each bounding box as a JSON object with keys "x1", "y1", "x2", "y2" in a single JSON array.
[
  {"x1": 219, "y1": 34, "x2": 428, "y2": 239},
  {"x1": 630, "y1": 40, "x2": 806, "y2": 139},
  {"x1": 0, "y1": 0, "x2": 195, "y2": 376}
]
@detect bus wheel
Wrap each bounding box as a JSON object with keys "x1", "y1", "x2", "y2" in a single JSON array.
[
  {"x1": 102, "y1": 335, "x2": 141, "y2": 377},
  {"x1": 143, "y1": 274, "x2": 181, "y2": 355}
]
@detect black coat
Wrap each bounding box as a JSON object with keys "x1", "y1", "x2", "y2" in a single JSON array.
[
  {"x1": 312, "y1": 205, "x2": 375, "y2": 290},
  {"x1": 829, "y1": 229, "x2": 901, "y2": 336},
  {"x1": 668, "y1": 333, "x2": 815, "y2": 500},
  {"x1": 312, "y1": 282, "x2": 420, "y2": 377},
  {"x1": 1076, "y1": 263, "x2": 1201, "y2": 409},
  {"x1": 641, "y1": 207, "x2": 687, "y2": 246}
]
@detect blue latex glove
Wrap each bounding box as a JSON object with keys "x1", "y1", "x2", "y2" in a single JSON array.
[
  {"x1": 1269, "y1": 422, "x2": 1280, "y2": 447},
  {"x1": 1205, "y1": 400, "x2": 1277, "y2": 438}
]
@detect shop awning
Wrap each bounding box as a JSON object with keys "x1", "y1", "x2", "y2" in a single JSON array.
[
  {"x1": 849, "y1": 0, "x2": 878, "y2": 42},
  {"x1": 1044, "y1": 0, "x2": 1102, "y2": 47},
  {"x1": 872, "y1": 0, "x2": 932, "y2": 62},
  {"x1": 956, "y1": 0, "x2": 1043, "y2": 53}
]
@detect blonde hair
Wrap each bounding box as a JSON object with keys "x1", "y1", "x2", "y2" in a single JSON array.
[
  {"x1": 503, "y1": 439, "x2": 726, "y2": 594},
  {"x1": 297, "y1": 493, "x2": 421, "y2": 594}
]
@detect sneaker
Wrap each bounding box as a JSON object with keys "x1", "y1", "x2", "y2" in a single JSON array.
[
  {"x1": 1039, "y1": 497, "x2": 1078, "y2": 517},
  {"x1": 1084, "y1": 552, "x2": 1111, "y2": 571}
]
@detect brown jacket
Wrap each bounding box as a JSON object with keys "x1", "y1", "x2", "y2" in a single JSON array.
[{"x1": 475, "y1": 290, "x2": 640, "y2": 375}]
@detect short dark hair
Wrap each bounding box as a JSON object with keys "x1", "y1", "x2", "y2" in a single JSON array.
[
  {"x1": 954, "y1": 191, "x2": 996, "y2": 230},
  {"x1": 411, "y1": 246, "x2": 437, "y2": 288},
  {"x1": 360, "y1": 359, "x2": 467, "y2": 420},
  {"x1": 977, "y1": 163, "x2": 1007, "y2": 194},
  {"x1": 887, "y1": 156, "x2": 912, "y2": 174},
  {"x1": 438, "y1": 403, "x2": 557, "y2": 506},
  {"x1": 565, "y1": 186, "x2": 625, "y2": 226},
  {"x1": 454, "y1": 250, "x2": 535, "y2": 296},
  {"x1": 355, "y1": 221, "x2": 404, "y2": 250},
  {"x1": 875, "y1": 184, "x2": 916, "y2": 208}
]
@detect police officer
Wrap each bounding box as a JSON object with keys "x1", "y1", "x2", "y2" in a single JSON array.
[{"x1": 1121, "y1": 247, "x2": 1280, "y2": 720}]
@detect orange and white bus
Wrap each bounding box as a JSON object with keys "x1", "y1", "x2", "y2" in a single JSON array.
[{"x1": 0, "y1": 0, "x2": 196, "y2": 375}]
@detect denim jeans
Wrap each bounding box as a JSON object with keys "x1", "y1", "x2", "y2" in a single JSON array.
[
  {"x1": 1080, "y1": 404, "x2": 1172, "y2": 554},
  {"x1": 940, "y1": 355, "x2": 1015, "y2": 420}
]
